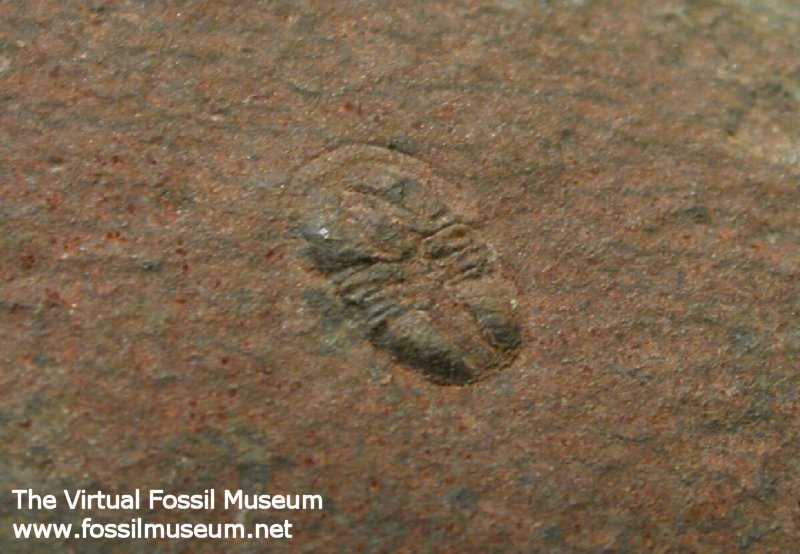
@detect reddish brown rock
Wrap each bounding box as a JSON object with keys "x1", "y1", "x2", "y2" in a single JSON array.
[{"x1": 2, "y1": 1, "x2": 800, "y2": 552}]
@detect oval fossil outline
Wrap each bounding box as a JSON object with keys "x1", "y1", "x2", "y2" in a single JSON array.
[{"x1": 290, "y1": 145, "x2": 521, "y2": 385}]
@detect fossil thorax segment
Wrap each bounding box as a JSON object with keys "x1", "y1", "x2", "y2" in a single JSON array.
[{"x1": 292, "y1": 146, "x2": 521, "y2": 385}]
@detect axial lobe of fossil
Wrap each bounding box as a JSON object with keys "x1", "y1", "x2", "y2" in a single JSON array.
[{"x1": 291, "y1": 145, "x2": 521, "y2": 385}]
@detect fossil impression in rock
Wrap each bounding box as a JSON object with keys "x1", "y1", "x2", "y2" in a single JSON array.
[{"x1": 291, "y1": 145, "x2": 521, "y2": 385}]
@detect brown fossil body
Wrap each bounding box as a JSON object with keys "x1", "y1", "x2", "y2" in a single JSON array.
[{"x1": 291, "y1": 145, "x2": 521, "y2": 385}]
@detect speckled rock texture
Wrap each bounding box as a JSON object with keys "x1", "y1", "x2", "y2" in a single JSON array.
[{"x1": 2, "y1": 1, "x2": 800, "y2": 552}]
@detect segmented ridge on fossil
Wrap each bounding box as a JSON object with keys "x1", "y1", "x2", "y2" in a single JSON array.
[{"x1": 292, "y1": 146, "x2": 521, "y2": 385}]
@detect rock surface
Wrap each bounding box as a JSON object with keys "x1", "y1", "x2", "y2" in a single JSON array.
[{"x1": 2, "y1": 0, "x2": 800, "y2": 551}]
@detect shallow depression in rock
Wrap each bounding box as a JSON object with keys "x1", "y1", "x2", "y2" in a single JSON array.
[{"x1": 292, "y1": 146, "x2": 522, "y2": 385}]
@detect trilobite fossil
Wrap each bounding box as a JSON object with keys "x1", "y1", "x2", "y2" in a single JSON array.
[{"x1": 290, "y1": 145, "x2": 521, "y2": 385}]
